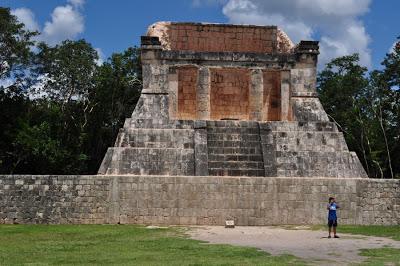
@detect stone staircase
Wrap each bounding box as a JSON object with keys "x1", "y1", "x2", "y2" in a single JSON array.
[{"x1": 206, "y1": 121, "x2": 265, "y2": 176}]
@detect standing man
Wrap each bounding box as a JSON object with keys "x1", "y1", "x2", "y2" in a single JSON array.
[{"x1": 327, "y1": 197, "x2": 340, "y2": 238}]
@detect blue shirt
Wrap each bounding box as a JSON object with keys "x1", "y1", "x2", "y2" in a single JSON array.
[{"x1": 328, "y1": 203, "x2": 338, "y2": 220}]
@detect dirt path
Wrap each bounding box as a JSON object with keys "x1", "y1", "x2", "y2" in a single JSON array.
[{"x1": 189, "y1": 226, "x2": 400, "y2": 265}]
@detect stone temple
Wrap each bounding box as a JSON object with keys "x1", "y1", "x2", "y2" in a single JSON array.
[
  {"x1": 99, "y1": 22, "x2": 367, "y2": 179},
  {"x1": 2, "y1": 22, "x2": 399, "y2": 226}
]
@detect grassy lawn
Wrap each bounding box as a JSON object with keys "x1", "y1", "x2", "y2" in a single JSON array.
[
  {"x1": 340, "y1": 225, "x2": 400, "y2": 266},
  {"x1": 337, "y1": 225, "x2": 400, "y2": 241},
  {"x1": 0, "y1": 225, "x2": 303, "y2": 266},
  {"x1": 312, "y1": 225, "x2": 400, "y2": 266},
  {"x1": 311, "y1": 224, "x2": 400, "y2": 241},
  {"x1": 358, "y1": 248, "x2": 400, "y2": 266}
]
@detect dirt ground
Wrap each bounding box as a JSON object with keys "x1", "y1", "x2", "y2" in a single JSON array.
[{"x1": 189, "y1": 226, "x2": 400, "y2": 265}]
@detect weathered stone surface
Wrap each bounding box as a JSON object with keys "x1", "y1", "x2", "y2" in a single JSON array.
[
  {"x1": 1, "y1": 175, "x2": 399, "y2": 225},
  {"x1": 1, "y1": 22, "x2": 395, "y2": 227},
  {"x1": 99, "y1": 21, "x2": 367, "y2": 178},
  {"x1": 0, "y1": 175, "x2": 110, "y2": 224}
]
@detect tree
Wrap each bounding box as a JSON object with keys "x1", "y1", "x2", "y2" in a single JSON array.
[
  {"x1": 317, "y1": 54, "x2": 372, "y2": 173},
  {"x1": 0, "y1": 7, "x2": 37, "y2": 85},
  {"x1": 368, "y1": 38, "x2": 400, "y2": 178},
  {"x1": 318, "y1": 52, "x2": 400, "y2": 179},
  {"x1": 34, "y1": 40, "x2": 98, "y2": 110},
  {"x1": 0, "y1": 7, "x2": 37, "y2": 173},
  {"x1": 84, "y1": 47, "x2": 142, "y2": 173}
]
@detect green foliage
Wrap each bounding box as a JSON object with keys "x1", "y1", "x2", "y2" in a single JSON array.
[
  {"x1": 0, "y1": 7, "x2": 37, "y2": 84},
  {"x1": 0, "y1": 225, "x2": 304, "y2": 265},
  {"x1": 0, "y1": 87, "x2": 29, "y2": 173},
  {"x1": 318, "y1": 49, "x2": 400, "y2": 178},
  {"x1": 34, "y1": 40, "x2": 98, "y2": 105},
  {"x1": 84, "y1": 47, "x2": 141, "y2": 172},
  {"x1": 0, "y1": 11, "x2": 141, "y2": 174},
  {"x1": 332, "y1": 225, "x2": 400, "y2": 241}
]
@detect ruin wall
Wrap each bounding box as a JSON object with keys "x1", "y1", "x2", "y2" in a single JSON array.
[{"x1": 1, "y1": 175, "x2": 399, "y2": 225}]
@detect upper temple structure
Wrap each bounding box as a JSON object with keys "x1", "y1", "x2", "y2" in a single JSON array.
[{"x1": 98, "y1": 22, "x2": 367, "y2": 178}]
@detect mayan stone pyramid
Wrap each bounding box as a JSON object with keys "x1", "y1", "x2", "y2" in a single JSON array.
[{"x1": 98, "y1": 22, "x2": 367, "y2": 179}]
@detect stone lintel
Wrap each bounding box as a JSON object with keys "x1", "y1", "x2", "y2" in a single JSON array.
[{"x1": 160, "y1": 50, "x2": 297, "y2": 64}]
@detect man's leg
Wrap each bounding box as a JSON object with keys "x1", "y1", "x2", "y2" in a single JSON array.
[
  {"x1": 328, "y1": 220, "x2": 332, "y2": 238},
  {"x1": 333, "y1": 220, "x2": 339, "y2": 238}
]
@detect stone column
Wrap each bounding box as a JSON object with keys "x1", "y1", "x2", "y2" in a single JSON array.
[
  {"x1": 249, "y1": 69, "x2": 263, "y2": 121},
  {"x1": 197, "y1": 67, "x2": 210, "y2": 120},
  {"x1": 194, "y1": 120, "x2": 209, "y2": 176},
  {"x1": 280, "y1": 70, "x2": 291, "y2": 121},
  {"x1": 168, "y1": 67, "x2": 178, "y2": 119}
]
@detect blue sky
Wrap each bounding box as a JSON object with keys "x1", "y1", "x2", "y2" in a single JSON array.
[{"x1": 3, "y1": 0, "x2": 399, "y2": 69}]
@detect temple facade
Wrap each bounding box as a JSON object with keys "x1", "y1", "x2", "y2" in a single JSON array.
[{"x1": 98, "y1": 22, "x2": 367, "y2": 178}]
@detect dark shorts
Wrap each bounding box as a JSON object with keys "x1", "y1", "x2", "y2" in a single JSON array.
[{"x1": 328, "y1": 219, "x2": 338, "y2": 227}]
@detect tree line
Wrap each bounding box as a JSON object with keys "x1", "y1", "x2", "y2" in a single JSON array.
[
  {"x1": 1, "y1": 7, "x2": 399, "y2": 178},
  {"x1": 0, "y1": 7, "x2": 141, "y2": 174}
]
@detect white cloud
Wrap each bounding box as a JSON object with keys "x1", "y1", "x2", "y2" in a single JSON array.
[
  {"x1": 192, "y1": 0, "x2": 227, "y2": 7},
  {"x1": 68, "y1": 0, "x2": 85, "y2": 8},
  {"x1": 42, "y1": 4, "x2": 85, "y2": 45},
  {"x1": 0, "y1": 78, "x2": 14, "y2": 89},
  {"x1": 95, "y1": 48, "x2": 104, "y2": 66},
  {"x1": 11, "y1": 1, "x2": 85, "y2": 46},
  {"x1": 389, "y1": 41, "x2": 399, "y2": 54},
  {"x1": 218, "y1": 0, "x2": 372, "y2": 68},
  {"x1": 11, "y1": 8, "x2": 40, "y2": 32}
]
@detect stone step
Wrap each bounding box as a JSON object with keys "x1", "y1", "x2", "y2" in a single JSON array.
[
  {"x1": 209, "y1": 168, "x2": 265, "y2": 177},
  {"x1": 208, "y1": 161, "x2": 264, "y2": 169},
  {"x1": 115, "y1": 128, "x2": 194, "y2": 149},
  {"x1": 260, "y1": 131, "x2": 348, "y2": 152},
  {"x1": 208, "y1": 154, "x2": 263, "y2": 162},
  {"x1": 208, "y1": 147, "x2": 262, "y2": 155},
  {"x1": 207, "y1": 140, "x2": 261, "y2": 148},
  {"x1": 206, "y1": 120, "x2": 259, "y2": 128},
  {"x1": 125, "y1": 118, "x2": 194, "y2": 129},
  {"x1": 259, "y1": 121, "x2": 338, "y2": 132},
  {"x1": 207, "y1": 127, "x2": 259, "y2": 135},
  {"x1": 101, "y1": 147, "x2": 194, "y2": 175},
  {"x1": 207, "y1": 133, "x2": 260, "y2": 142}
]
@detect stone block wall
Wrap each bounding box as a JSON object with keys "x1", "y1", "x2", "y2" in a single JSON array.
[
  {"x1": 260, "y1": 122, "x2": 368, "y2": 178},
  {"x1": 178, "y1": 66, "x2": 198, "y2": 119},
  {"x1": 114, "y1": 176, "x2": 400, "y2": 226},
  {"x1": 263, "y1": 70, "x2": 281, "y2": 121},
  {"x1": 0, "y1": 175, "x2": 110, "y2": 224},
  {"x1": 1, "y1": 175, "x2": 399, "y2": 225},
  {"x1": 210, "y1": 68, "x2": 250, "y2": 120},
  {"x1": 164, "y1": 23, "x2": 277, "y2": 53}
]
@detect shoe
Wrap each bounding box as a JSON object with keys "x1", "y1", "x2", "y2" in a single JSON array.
[
  {"x1": 334, "y1": 235, "x2": 339, "y2": 238},
  {"x1": 328, "y1": 235, "x2": 331, "y2": 238}
]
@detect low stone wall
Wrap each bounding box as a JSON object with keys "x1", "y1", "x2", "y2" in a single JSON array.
[
  {"x1": 0, "y1": 175, "x2": 110, "y2": 224},
  {"x1": 1, "y1": 175, "x2": 399, "y2": 225}
]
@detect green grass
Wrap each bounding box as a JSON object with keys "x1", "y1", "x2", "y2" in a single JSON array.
[
  {"x1": 357, "y1": 248, "x2": 400, "y2": 266},
  {"x1": 311, "y1": 224, "x2": 400, "y2": 241},
  {"x1": 342, "y1": 226, "x2": 400, "y2": 266},
  {"x1": 311, "y1": 225, "x2": 400, "y2": 265},
  {"x1": 0, "y1": 225, "x2": 304, "y2": 266}
]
